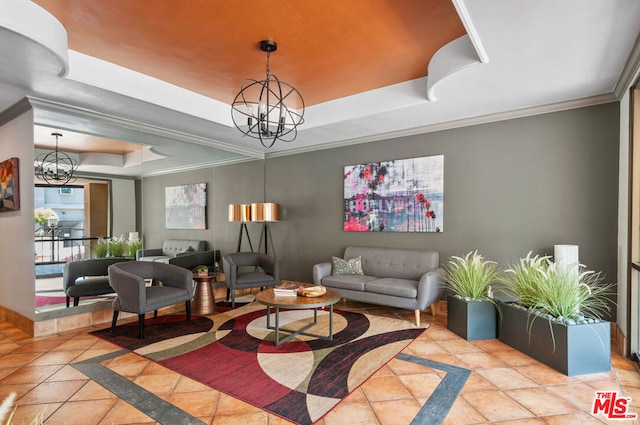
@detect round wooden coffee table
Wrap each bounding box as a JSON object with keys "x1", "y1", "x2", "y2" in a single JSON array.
[{"x1": 255, "y1": 287, "x2": 340, "y2": 345}]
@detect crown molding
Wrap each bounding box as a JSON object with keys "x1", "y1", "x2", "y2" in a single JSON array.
[
  {"x1": 5, "y1": 93, "x2": 619, "y2": 172},
  {"x1": 141, "y1": 156, "x2": 259, "y2": 177},
  {"x1": 267, "y1": 93, "x2": 618, "y2": 159},
  {"x1": 452, "y1": 0, "x2": 489, "y2": 64},
  {"x1": 615, "y1": 31, "x2": 640, "y2": 99},
  {"x1": 0, "y1": 97, "x2": 33, "y2": 127},
  {"x1": 26, "y1": 96, "x2": 264, "y2": 160}
]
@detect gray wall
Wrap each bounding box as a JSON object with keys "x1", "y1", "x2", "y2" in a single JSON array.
[
  {"x1": 142, "y1": 103, "x2": 620, "y2": 302},
  {"x1": 141, "y1": 161, "x2": 265, "y2": 254}
]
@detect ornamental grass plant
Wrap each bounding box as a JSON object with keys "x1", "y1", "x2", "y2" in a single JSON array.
[
  {"x1": 0, "y1": 392, "x2": 45, "y2": 424},
  {"x1": 444, "y1": 250, "x2": 501, "y2": 301},
  {"x1": 93, "y1": 237, "x2": 109, "y2": 258},
  {"x1": 501, "y1": 251, "x2": 613, "y2": 323},
  {"x1": 127, "y1": 237, "x2": 142, "y2": 259},
  {"x1": 107, "y1": 236, "x2": 127, "y2": 258}
]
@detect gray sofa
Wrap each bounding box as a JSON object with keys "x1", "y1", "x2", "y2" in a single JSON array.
[
  {"x1": 136, "y1": 239, "x2": 208, "y2": 269},
  {"x1": 63, "y1": 257, "x2": 133, "y2": 307},
  {"x1": 313, "y1": 246, "x2": 444, "y2": 326}
]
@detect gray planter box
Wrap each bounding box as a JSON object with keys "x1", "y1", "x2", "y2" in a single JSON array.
[
  {"x1": 498, "y1": 301, "x2": 610, "y2": 376},
  {"x1": 447, "y1": 295, "x2": 497, "y2": 340}
]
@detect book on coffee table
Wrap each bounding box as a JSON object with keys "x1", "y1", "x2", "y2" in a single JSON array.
[{"x1": 274, "y1": 282, "x2": 305, "y2": 296}]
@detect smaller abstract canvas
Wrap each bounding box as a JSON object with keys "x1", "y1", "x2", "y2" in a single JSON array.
[
  {"x1": 344, "y1": 155, "x2": 443, "y2": 232},
  {"x1": 165, "y1": 183, "x2": 207, "y2": 229},
  {"x1": 0, "y1": 157, "x2": 19, "y2": 212}
]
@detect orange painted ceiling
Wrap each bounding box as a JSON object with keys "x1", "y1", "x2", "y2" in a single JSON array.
[
  {"x1": 33, "y1": 0, "x2": 466, "y2": 107},
  {"x1": 34, "y1": 126, "x2": 142, "y2": 155}
]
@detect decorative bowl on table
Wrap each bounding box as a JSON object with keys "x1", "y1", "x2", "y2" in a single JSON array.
[
  {"x1": 298, "y1": 286, "x2": 327, "y2": 297},
  {"x1": 195, "y1": 265, "x2": 209, "y2": 277}
]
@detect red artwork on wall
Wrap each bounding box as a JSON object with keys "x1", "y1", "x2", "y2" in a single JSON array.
[
  {"x1": 344, "y1": 155, "x2": 443, "y2": 232},
  {"x1": 0, "y1": 157, "x2": 19, "y2": 212}
]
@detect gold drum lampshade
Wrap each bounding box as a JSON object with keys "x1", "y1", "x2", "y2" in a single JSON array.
[
  {"x1": 251, "y1": 202, "x2": 280, "y2": 222},
  {"x1": 229, "y1": 204, "x2": 253, "y2": 222},
  {"x1": 228, "y1": 204, "x2": 241, "y2": 222},
  {"x1": 241, "y1": 204, "x2": 252, "y2": 222}
]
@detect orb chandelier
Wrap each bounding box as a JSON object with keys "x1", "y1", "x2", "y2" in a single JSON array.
[
  {"x1": 231, "y1": 40, "x2": 304, "y2": 148},
  {"x1": 34, "y1": 132, "x2": 78, "y2": 185}
]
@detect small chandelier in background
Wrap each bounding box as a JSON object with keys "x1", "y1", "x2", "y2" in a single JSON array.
[
  {"x1": 34, "y1": 132, "x2": 78, "y2": 185},
  {"x1": 231, "y1": 40, "x2": 304, "y2": 148}
]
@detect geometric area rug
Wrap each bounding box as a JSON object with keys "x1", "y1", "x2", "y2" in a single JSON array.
[{"x1": 91, "y1": 302, "x2": 428, "y2": 425}]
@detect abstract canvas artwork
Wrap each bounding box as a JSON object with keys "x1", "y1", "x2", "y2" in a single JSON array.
[
  {"x1": 165, "y1": 183, "x2": 207, "y2": 229},
  {"x1": 344, "y1": 155, "x2": 443, "y2": 232},
  {"x1": 0, "y1": 157, "x2": 19, "y2": 212}
]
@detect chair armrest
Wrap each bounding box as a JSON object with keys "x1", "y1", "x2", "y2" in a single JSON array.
[
  {"x1": 222, "y1": 254, "x2": 237, "y2": 286},
  {"x1": 151, "y1": 263, "x2": 194, "y2": 295},
  {"x1": 136, "y1": 248, "x2": 162, "y2": 260},
  {"x1": 312, "y1": 262, "x2": 332, "y2": 285},
  {"x1": 258, "y1": 254, "x2": 279, "y2": 282},
  {"x1": 108, "y1": 265, "x2": 147, "y2": 312},
  {"x1": 416, "y1": 267, "x2": 445, "y2": 310},
  {"x1": 62, "y1": 262, "x2": 75, "y2": 291},
  {"x1": 265, "y1": 261, "x2": 280, "y2": 283}
]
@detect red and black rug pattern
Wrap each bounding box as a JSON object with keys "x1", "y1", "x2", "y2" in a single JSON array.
[{"x1": 92, "y1": 303, "x2": 427, "y2": 425}]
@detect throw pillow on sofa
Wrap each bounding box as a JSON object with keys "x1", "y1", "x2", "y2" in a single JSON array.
[
  {"x1": 177, "y1": 246, "x2": 195, "y2": 256},
  {"x1": 331, "y1": 256, "x2": 364, "y2": 276}
]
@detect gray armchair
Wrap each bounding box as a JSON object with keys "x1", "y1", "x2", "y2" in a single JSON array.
[
  {"x1": 223, "y1": 252, "x2": 279, "y2": 307},
  {"x1": 108, "y1": 261, "x2": 194, "y2": 339},
  {"x1": 63, "y1": 257, "x2": 133, "y2": 307}
]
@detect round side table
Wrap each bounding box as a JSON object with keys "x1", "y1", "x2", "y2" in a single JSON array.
[{"x1": 192, "y1": 273, "x2": 218, "y2": 315}]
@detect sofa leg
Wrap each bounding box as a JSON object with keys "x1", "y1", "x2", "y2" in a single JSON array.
[
  {"x1": 414, "y1": 310, "x2": 421, "y2": 327},
  {"x1": 185, "y1": 300, "x2": 191, "y2": 321},
  {"x1": 430, "y1": 304, "x2": 436, "y2": 317}
]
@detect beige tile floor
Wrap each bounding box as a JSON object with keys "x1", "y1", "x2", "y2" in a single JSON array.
[{"x1": 1, "y1": 293, "x2": 639, "y2": 424}]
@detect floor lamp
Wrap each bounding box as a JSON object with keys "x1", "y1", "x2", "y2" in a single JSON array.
[
  {"x1": 229, "y1": 204, "x2": 254, "y2": 252},
  {"x1": 252, "y1": 202, "x2": 280, "y2": 258}
]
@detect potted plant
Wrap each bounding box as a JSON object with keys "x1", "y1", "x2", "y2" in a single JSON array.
[
  {"x1": 498, "y1": 251, "x2": 613, "y2": 376},
  {"x1": 93, "y1": 238, "x2": 109, "y2": 258},
  {"x1": 108, "y1": 236, "x2": 127, "y2": 258},
  {"x1": 444, "y1": 250, "x2": 500, "y2": 340},
  {"x1": 196, "y1": 265, "x2": 209, "y2": 277},
  {"x1": 127, "y1": 236, "x2": 142, "y2": 259}
]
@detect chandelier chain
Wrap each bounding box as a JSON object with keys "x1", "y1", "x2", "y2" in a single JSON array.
[{"x1": 265, "y1": 50, "x2": 271, "y2": 78}]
